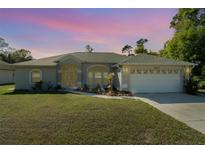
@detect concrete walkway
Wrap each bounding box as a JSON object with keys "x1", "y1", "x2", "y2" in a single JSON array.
[
  {"x1": 93, "y1": 95, "x2": 123, "y2": 99},
  {"x1": 135, "y1": 93, "x2": 205, "y2": 134}
]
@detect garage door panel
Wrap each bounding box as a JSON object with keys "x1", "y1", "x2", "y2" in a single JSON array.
[{"x1": 129, "y1": 73, "x2": 183, "y2": 93}]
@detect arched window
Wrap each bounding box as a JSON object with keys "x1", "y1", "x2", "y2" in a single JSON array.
[
  {"x1": 30, "y1": 69, "x2": 42, "y2": 84},
  {"x1": 87, "y1": 65, "x2": 109, "y2": 86}
]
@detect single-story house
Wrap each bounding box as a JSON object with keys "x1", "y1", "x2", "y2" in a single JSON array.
[
  {"x1": 14, "y1": 52, "x2": 195, "y2": 93},
  {"x1": 0, "y1": 60, "x2": 14, "y2": 84}
]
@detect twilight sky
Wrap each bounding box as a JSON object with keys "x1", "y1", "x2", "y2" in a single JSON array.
[{"x1": 0, "y1": 8, "x2": 177, "y2": 58}]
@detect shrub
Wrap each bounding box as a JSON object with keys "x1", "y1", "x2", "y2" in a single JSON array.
[
  {"x1": 35, "y1": 81, "x2": 43, "y2": 90},
  {"x1": 32, "y1": 80, "x2": 43, "y2": 90},
  {"x1": 47, "y1": 81, "x2": 53, "y2": 90},
  {"x1": 54, "y1": 84, "x2": 62, "y2": 90},
  {"x1": 105, "y1": 90, "x2": 133, "y2": 96},
  {"x1": 93, "y1": 83, "x2": 102, "y2": 93},
  {"x1": 184, "y1": 77, "x2": 199, "y2": 94},
  {"x1": 107, "y1": 73, "x2": 114, "y2": 92},
  {"x1": 81, "y1": 84, "x2": 89, "y2": 92},
  {"x1": 199, "y1": 80, "x2": 205, "y2": 89}
]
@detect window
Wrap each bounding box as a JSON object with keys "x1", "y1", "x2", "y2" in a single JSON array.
[
  {"x1": 103, "y1": 72, "x2": 108, "y2": 85},
  {"x1": 131, "y1": 69, "x2": 135, "y2": 74},
  {"x1": 31, "y1": 70, "x2": 41, "y2": 83},
  {"x1": 87, "y1": 65, "x2": 109, "y2": 86},
  {"x1": 95, "y1": 72, "x2": 102, "y2": 79},
  {"x1": 149, "y1": 70, "x2": 154, "y2": 74},
  {"x1": 162, "y1": 70, "x2": 167, "y2": 74},
  {"x1": 143, "y1": 70, "x2": 148, "y2": 74},
  {"x1": 174, "y1": 70, "x2": 178, "y2": 74},
  {"x1": 168, "y1": 70, "x2": 172, "y2": 74},
  {"x1": 88, "y1": 72, "x2": 93, "y2": 85},
  {"x1": 103, "y1": 72, "x2": 108, "y2": 78},
  {"x1": 156, "y1": 70, "x2": 160, "y2": 74},
  {"x1": 137, "y1": 69, "x2": 141, "y2": 74},
  {"x1": 95, "y1": 72, "x2": 102, "y2": 85}
]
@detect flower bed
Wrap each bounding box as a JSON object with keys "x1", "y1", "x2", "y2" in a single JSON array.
[{"x1": 103, "y1": 91, "x2": 133, "y2": 96}]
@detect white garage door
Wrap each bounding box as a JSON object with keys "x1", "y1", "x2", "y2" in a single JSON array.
[{"x1": 129, "y1": 72, "x2": 183, "y2": 93}]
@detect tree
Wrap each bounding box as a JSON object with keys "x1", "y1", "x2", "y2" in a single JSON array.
[
  {"x1": 0, "y1": 37, "x2": 14, "y2": 62},
  {"x1": 0, "y1": 49, "x2": 33, "y2": 63},
  {"x1": 0, "y1": 37, "x2": 9, "y2": 48},
  {"x1": 161, "y1": 9, "x2": 205, "y2": 76},
  {"x1": 121, "y1": 44, "x2": 133, "y2": 56},
  {"x1": 85, "y1": 44, "x2": 93, "y2": 53},
  {"x1": 134, "y1": 38, "x2": 148, "y2": 54},
  {"x1": 0, "y1": 37, "x2": 33, "y2": 63},
  {"x1": 11, "y1": 49, "x2": 33, "y2": 63}
]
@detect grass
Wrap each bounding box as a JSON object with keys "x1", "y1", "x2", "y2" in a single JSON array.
[
  {"x1": 0, "y1": 85, "x2": 205, "y2": 144},
  {"x1": 0, "y1": 84, "x2": 14, "y2": 94}
]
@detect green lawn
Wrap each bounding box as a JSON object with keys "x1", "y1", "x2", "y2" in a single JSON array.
[
  {"x1": 0, "y1": 85, "x2": 205, "y2": 144},
  {"x1": 0, "y1": 84, "x2": 14, "y2": 94}
]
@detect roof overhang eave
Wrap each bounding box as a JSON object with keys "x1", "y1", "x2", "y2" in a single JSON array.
[
  {"x1": 115, "y1": 63, "x2": 196, "y2": 66},
  {"x1": 14, "y1": 64, "x2": 57, "y2": 68}
]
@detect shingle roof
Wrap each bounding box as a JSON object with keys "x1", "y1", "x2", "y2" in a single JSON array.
[
  {"x1": 118, "y1": 54, "x2": 195, "y2": 66},
  {"x1": 0, "y1": 60, "x2": 13, "y2": 70},
  {"x1": 14, "y1": 52, "x2": 195, "y2": 67},
  {"x1": 14, "y1": 54, "x2": 67, "y2": 66},
  {"x1": 61, "y1": 52, "x2": 126, "y2": 63},
  {"x1": 15, "y1": 52, "x2": 126, "y2": 66}
]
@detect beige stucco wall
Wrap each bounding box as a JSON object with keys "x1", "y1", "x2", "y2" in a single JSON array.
[{"x1": 15, "y1": 67, "x2": 57, "y2": 90}]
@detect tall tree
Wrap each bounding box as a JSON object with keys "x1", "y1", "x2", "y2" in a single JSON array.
[
  {"x1": 134, "y1": 38, "x2": 148, "y2": 54},
  {"x1": 11, "y1": 49, "x2": 33, "y2": 63},
  {"x1": 161, "y1": 9, "x2": 205, "y2": 76},
  {"x1": 121, "y1": 44, "x2": 133, "y2": 56},
  {"x1": 0, "y1": 37, "x2": 33, "y2": 63}
]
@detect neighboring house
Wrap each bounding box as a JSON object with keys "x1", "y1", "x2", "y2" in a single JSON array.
[
  {"x1": 14, "y1": 52, "x2": 195, "y2": 93},
  {"x1": 0, "y1": 60, "x2": 14, "y2": 84}
]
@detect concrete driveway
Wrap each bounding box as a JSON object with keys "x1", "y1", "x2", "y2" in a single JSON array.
[{"x1": 135, "y1": 93, "x2": 205, "y2": 134}]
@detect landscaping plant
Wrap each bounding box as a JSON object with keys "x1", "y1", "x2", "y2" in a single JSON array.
[{"x1": 184, "y1": 76, "x2": 199, "y2": 94}]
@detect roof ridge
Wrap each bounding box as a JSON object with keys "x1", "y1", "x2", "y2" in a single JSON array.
[
  {"x1": 71, "y1": 51, "x2": 123, "y2": 55},
  {"x1": 33, "y1": 51, "x2": 123, "y2": 60}
]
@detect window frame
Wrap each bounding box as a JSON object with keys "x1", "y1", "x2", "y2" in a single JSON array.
[
  {"x1": 29, "y1": 69, "x2": 42, "y2": 85},
  {"x1": 87, "y1": 65, "x2": 109, "y2": 86}
]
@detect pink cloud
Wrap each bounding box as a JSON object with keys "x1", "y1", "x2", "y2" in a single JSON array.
[
  {"x1": 0, "y1": 9, "x2": 175, "y2": 58},
  {"x1": 0, "y1": 10, "x2": 171, "y2": 38},
  {"x1": 72, "y1": 34, "x2": 112, "y2": 45}
]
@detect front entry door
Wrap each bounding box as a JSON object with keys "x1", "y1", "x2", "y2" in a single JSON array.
[{"x1": 61, "y1": 64, "x2": 78, "y2": 88}]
